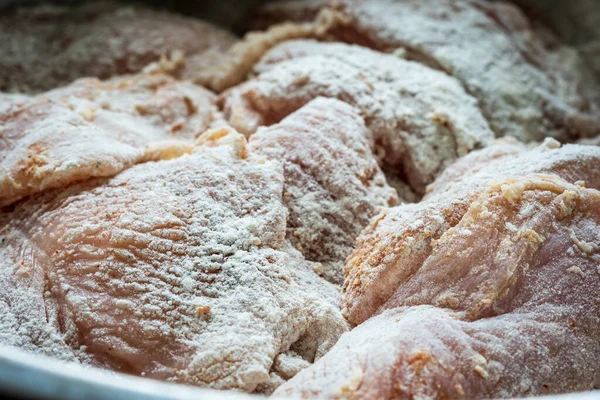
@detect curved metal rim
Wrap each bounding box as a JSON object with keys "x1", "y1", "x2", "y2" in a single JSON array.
[
  {"x1": 0, "y1": 345, "x2": 256, "y2": 400},
  {"x1": 0, "y1": 1, "x2": 598, "y2": 399},
  {"x1": 0, "y1": 345, "x2": 598, "y2": 400}
]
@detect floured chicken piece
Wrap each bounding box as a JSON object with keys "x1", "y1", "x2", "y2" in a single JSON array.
[
  {"x1": 0, "y1": 72, "x2": 216, "y2": 207},
  {"x1": 277, "y1": 174, "x2": 600, "y2": 398},
  {"x1": 189, "y1": 7, "x2": 347, "y2": 93},
  {"x1": 220, "y1": 40, "x2": 494, "y2": 195},
  {"x1": 0, "y1": 132, "x2": 347, "y2": 392},
  {"x1": 0, "y1": 1, "x2": 236, "y2": 93},
  {"x1": 248, "y1": 97, "x2": 398, "y2": 284},
  {"x1": 0, "y1": 234, "x2": 82, "y2": 364},
  {"x1": 344, "y1": 139, "x2": 600, "y2": 324},
  {"x1": 251, "y1": 0, "x2": 600, "y2": 142},
  {"x1": 0, "y1": 93, "x2": 29, "y2": 115}
]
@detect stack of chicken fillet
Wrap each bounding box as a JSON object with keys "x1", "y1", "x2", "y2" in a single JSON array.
[{"x1": 0, "y1": 0, "x2": 599, "y2": 398}]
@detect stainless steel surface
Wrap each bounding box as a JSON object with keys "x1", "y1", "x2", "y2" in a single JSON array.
[
  {"x1": 0, "y1": 345, "x2": 255, "y2": 400},
  {"x1": 0, "y1": 1, "x2": 598, "y2": 399},
  {"x1": 0, "y1": 345, "x2": 597, "y2": 400}
]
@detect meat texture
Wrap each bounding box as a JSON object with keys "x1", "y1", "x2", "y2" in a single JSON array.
[
  {"x1": 344, "y1": 139, "x2": 600, "y2": 325},
  {"x1": 0, "y1": 131, "x2": 348, "y2": 392},
  {"x1": 220, "y1": 39, "x2": 494, "y2": 195},
  {"x1": 0, "y1": 72, "x2": 216, "y2": 207},
  {"x1": 0, "y1": 93, "x2": 29, "y2": 115},
  {"x1": 248, "y1": 97, "x2": 398, "y2": 284},
  {"x1": 277, "y1": 173, "x2": 600, "y2": 398},
  {"x1": 190, "y1": 6, "x2": 347, "y2": 93},
  {"x1": 251, "y1": 0, "x2": 600, "y2": 143},
  {"x1": 0, "y1": 1, "x2": 237, "y2": 93}
]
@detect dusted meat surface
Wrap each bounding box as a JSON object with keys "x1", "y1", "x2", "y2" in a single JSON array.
[
  {"x1": 189, "y1": 8, "x2": 346, "y2": 93},
  {"x1": 0, "y1": 133, "x2": 347, "y2": 391},
  {"x1": 277, "y1": 174, "x2": 600, "y2": 398},
  {"x1": 344, "y1": 139, "x2": 600, "y2": 325},
  {"x1": 248, "y1": 97, "x2": 398, "y2": 284},
  {"x1": 1, "y1": 1, "x2": 600, "y2": 398},
  {"x1": 0, "y1": 1, "x2": 237, "y2": 93},
  {"x1": 0, "y1": 93, "x2": 29, "y2": 115},
  {"x1": 221, "y1": 40, "x2": 493, "y2": 195},
  {"x1": 251, "y1": 0, "x2": 600, "y2": 143},
  {"x1": 0, "y1": 72, "x2": 216, "y2": 207}
]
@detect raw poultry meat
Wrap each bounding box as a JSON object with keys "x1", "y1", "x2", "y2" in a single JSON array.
[
  {"x1": 220, "y1": 39, "x2": 494, "y2": 195},
  {"x1": 251, "y1": 0, "x2": 600, "y2": 143},
  {"x1": 343, "y1": 139, "x2": 600, "y2": 325},
  {"x1": 0, "y1": 72, "x2": 216, "y2": 207},
  {"x1": 189, "y1": 8, "x2": 346, "y2": 93},
  {"x1": 1, "y1": 0, "x2": 599, "y2": 398},
  {"x1": 0, "y1": 93, "x2": 29, "y2": 115},
  {"x1": 248, "y1": 97, "x2": 398, "y2": 284},
  {"x1": 277, "y1": 173, "x2": 600, "y2": 398},
  {"x1": 0, "y1": 1, "x2": 237, "y2": 93},
  {"x1": 0, "y1": 131, "x2": 348, "y2": 392}
]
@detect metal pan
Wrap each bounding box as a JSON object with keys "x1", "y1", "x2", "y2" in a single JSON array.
[{"x1": 0, "y1": 1, "x2": 598, "y2": 399}]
